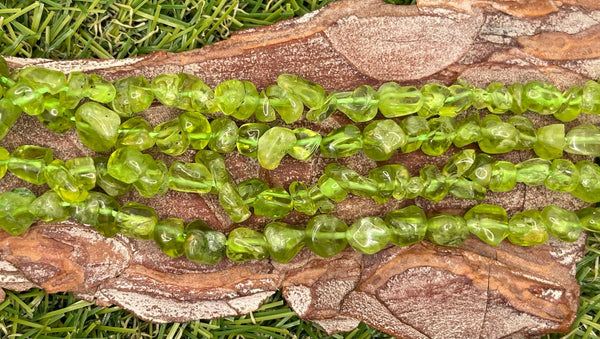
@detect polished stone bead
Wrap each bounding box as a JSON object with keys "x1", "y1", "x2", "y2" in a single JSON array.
[
  {"x1": 421, "y1": 116, "x2": 455, "y2": 156},
  {"x1": 255, "y1": 90, "x2": 276, "y2": 122},
  {"x1": 87, "y1": 74, "x2": 117, "y2": 103},
  {"x1": 439, "y1": 84, "x2": 474, "y2": 116},
  {"x1": 335, "y1": 85, "x2": 379, "y2": 122},
  {"x1": 347, "y1": 217, "x2": 390, "y2": 254},
  {"x1": 363, "y1": 120, "x2": 407, "y2": 161},
  {"x1": 5, "y1": 81, "x2": 44, "y2": 115},
  {"x1": 71, "y1": 192, "x2": 119, "y2": 237},
  {"x1": 237, "y1": 123, "x2": 269, "y2": 158},
  {"x1": 448, "y1": 177, "x2": 486, "y2": 200},
  {"x1": 489, "y1": 161, "x2": 517, "y2": 192},
  {"x1": 420, "y1": 165, "x2": 447, "y2": 202},
  {"x1": 195, "y1": 150, "x2": 230, "y2": 192},
  {"x1": 189, "y1": 77, "x2": 218, "y2": 113},
  {"x1": 308, "y1": 185, "x2": 334, "y2": 213},
  {"x1": 253, "y1": 187, "x2": 293, "y2": 219},
  {"x1": 116, "y1": 202, "x2": 158, "y2": 240},
  {"x1": 20, "y1": 66, "x2": 66, "y2": 95},
  {"x1": 289, "y1": 181, "x2": 317, "y2": 216},
  {"x1": 37, "y1": 101, "x2": 75, "y2": 134},
  {"x1": 8, "y1": 145, "x2": 53, "y2": 185},
  {"x1": 111, "y1": 76, "x2": 154, "y2": 117},
  {"x1": 378, "y1": 82, "x2": 423, "y2": 117},
  {"x1": 385, "y1": 206, "x2": 426, "y2": 246},
  {"x1": 507, "y1": 115, "x2": 536, "y2": 150},
  {"x1": 516, "y1": 158, "x2": 551, "y2": 186},
  {"x1": 465, "y1": 204, "x2": 508, "y2": 246},
  {"x1": 453, "y1": 113, "x2": 482, "y2": 148},
  {"x1": 485, "y1": 82, "x2": 512, "y2": 114},
  {"x1": 572, "y1": 160, "x2": 600, "y2": 203},
  {"x1": 325, "y1": 163, "x2": 378, "y2": 198},
  {"x1": 117, "y1": 116, "x2": 155, "y2": 151},
  {"x1": 94, "y1": 157, "x2": 132, "y2": 197},
  {"x1": 442, "y1": 149, "x2": 475, "y2": 179},
  {"x1": 45, "y1": 159, "x2": 89, "y2": 203},
  {"x1": 216, "y1": 80, "x2": 259, "y2": 120},
  {"x1": 257, "y1": 127, "x2": 296, "y2": 170},
  {"x1": 150, "y1": 73, "x2": 180, "y2": 107},
  {"x1": 581, "y1": 80, "x2": 600, "y2": 115},
  {"x1": 554, "y1": 86, "x2": 582, "y2": 122},
  {"x1": 134, "y1": 159, "x2": 169, "y2": 198},
  {"x1": 266, "y1": 84, "x2": 304, "y2": 123},
  {"x1": 237, "y1": 178, "x2": 269, "y2": 204},
  {"x1": 479, "y1": 115, "x2": 518, "y2": 153},
  {"x1": 154, "y1": 118, "x2": 190, "y2": 156},
  {"x1": 522, "y1": 81, "x2": 562, "y2": 115},
  {"x1": 466, "y1": 153, "x2": 494, "y2": 187},
  {"x1": 184, "y1": 220, "x2": 226, "y2": 264},
  {"x1": 107, "y1": 147, "x2": 151, "y2": 184},
  {"x1": 508, "y1": 83, "x2": 526, "y2": 114},
  {"x1": 75, "y1": 102, "x2": 121, "y2": 152},
  {"x1": 0, "y1": 147, "x2": 9, "y2": 179},
  {"x1": 418, "y1": 83, "x2": 448, "y2": 118},
  {"x1": 168, "y1": 161, "x2": 213, "y2": 194},
  {"x1": 318, "y1": 175, "x2": 347, "y2": 202},
  {"x1": 305, "y1": 214, "x2": 348, "y2": 258},
  {"x1": 226, "y1": 227, "x2": 269, "y2": 262},
  {"x1": 405, "y1": 176, "x2": 425, "y2": 199},
  {"x1": 545, "y1": 159, "x2": 579, "y2": 192},
  {"x1": 401, "y1": 115, "x2": 429, "y2": 153},
  {"x1": 304, "y1": 95, "x2": 337, "y2": 122},
  {"x1": 507, "y1": 210, "x2": 548, "y2": 246},
  {"x1": 541, "y1": 205, "x2": 582, "y2": 242},
  {"x1": 154, "y1": 218, "x2": 186, "y2": 257},
  {"x1": 219, "y1": 182, "x2": 251, "y2": 223},
  {"x1": 29, "y1": 191, "x2": 69, "y2": 222},
  {"x1": 208, "y1": 118, "x2": 238, "y2": 153},
  {"x1": 564, "y1": 124, "x2": 600, "y2": 156},
  {"x1": 288, "y1": 127, "x2": 322, "y2": 161},
  {"x1": 0, "y1": 188, "x2": 36, "y2": 235},
  {"x1": 320, "y1": 125, "x2": 363, "y2": 158},
  {"x1": 264, "y1": 222, "x2": 305, "y2": 263},
  {"x1": 534, "y1": 124, "x2": 564, "y2": 160},
  {"x1": 577, "y1": 208, "x2": 600, "y2": 232},
  {"x1": 369, "y1": 164, "x2": 410, "y2": 203},
  {"x1": 426, "y1": 214, "x2": 469, "y2": 247},
  {"x1": 277, "y1": 74, "x2": 326, "y2": 109},
  {"x1": 0, "y1": 99, "x2": 21, "y2": 140}
]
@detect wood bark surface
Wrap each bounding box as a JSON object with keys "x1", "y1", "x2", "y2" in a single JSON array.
[{"x1": 1, "y1": 0, "x2": 600, "y2": 337}]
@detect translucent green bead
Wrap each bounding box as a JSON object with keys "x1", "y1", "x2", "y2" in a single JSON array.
[
  {"x1": 581, "y1": 80, "x2": 600, "y2": 115},
  {"x1": 420, "y1": 165, "x2": 447, "y2": 202},
  {"x1": 334, "y1": 85, "x2": 379, "y2": 122},
  {"x1": 453, "y1": 113, "x2": 481, "y2": 148},
  {"x1": 253, "y1": 187, "x2": 293, "y2": 219},
  {"x1": 0, "y1": 99, "x2": 21, "y2": 140},
  {"x1": 188, "y1": 76, "x2": 217, "y2": 113},
  {"x1": 369, "y1": 164, "x2": 410, "y2": 203},
  {"x1": 378, "y1": 83, "x2": 423, "y2": 117},
  {"x1": 346, "y1": 217, "x2": 390, "y2": 254},
  {"x1": 168, "y1": 161, "x2": 213, "y2": 194},
  {"x1": 237, "y1": 178, "x2": 269, "y2": 205},
  {"x1": 288, "y1": 127, "x2": 322, "y2": 161},
  {"x1": 266, "y1": 85, "x2": 303, "y2": 123},
  {"x1": 448, "y1": 177, "x2": 486, "y2": 200},
  {"x1": 0, "y1": 188, "x2": 36, "y2": 235},
  {"x1": 150, "y1": 73, "x2": 180, "y2": 107},
  {"x1": 465, "y1": 204, "x2": 509, "y2": 246},
  {"x1": 533, "y1": 124, "x2": 564, "y2": 160},
  {"x1": 255, "y1": 90, "x2": 276, "y2": 122},
  {"x1": 277, "y1": 74, "x2": 326, "y2": 109},
  {"x1": 577, "y1": 208, "x2": 600, "y2": 232},
  {"x1": 439, "y1": 84, "x2": 473, "y2": 116},
  {"x1": 516, "y1": 158, "x2": 550, "y2": 186},
  {"x1": 237, "y1": 123, "x2": 269, "y2": 158},
  {"x1": 442, "y1": 149, "x2": 475, "y2": 179},
  {"x1": 522, "y1": 81, "x2": 562, "y2": 115},
  {"x1": 87, "y1": 74, "x2": 116, "y2": 103},
  {"x1": 116, "y1": 202, "x2": 158, "y2": 240},
  {"x1": 421, "y1": 116, "x2": 455, "y2": 156},
  {"x1": 325, "y1": 163, "x2": 378, "y2": 198},
  {"x1": 554, "y1": 86, "x2": 582, "y2": 122},
  {"x1": 45, "y1": 159, "x2": 89, "y2": 203},
  {"x1": 219, "y1": 182, "x2": 251, "y2": 223},
  {"x1": 29, "y1": 191, "x2": 69, "y2": 222},
  {"x1": 208, "y1": 118, "x2": 238, "y2": 153},
  {"x1": 541, "y1": 205, "x2": 582, "y2": 242},
  {"x1": 195, "y1": 150, "x2": 230, "y2": 192},
  {"x1": 508, "y1": 210, "x2": 548, "y2": 246},
  {"x1": 61, "y1": 72, "x2": 89, "y2": 108},
  {"x1": 572, "y1": 160, "x2": 600, "y2": 203},
  {"x1": 227, "y1": 227, "x2": 269, "y2": 262},
  {"x1": 107, "y1": 147, "x2": 151, "y2": 184},
  {"x1": 507, "y1": 115, "x2": 536, "y2": 150},
  {"x1": 405, "y1": 176, "x2": 425, "y2": 199},
  {"x1": 71, "y1": 192, "x2": 119, "y2": 237},
  {"x1": 184, "y1": 220, "x2": 227, "y2": 264},
  {"x1": 385, "y1": 206, "x2": 426, "y2": 246},
  {"x1": 154, "y1": 218, "x2": 186, "y2": 257},
  {"x1": 319, "y1": 175, "x2": 347, "y2": 202},
  {"x1": 508, "y1": 83, "x2": 526, "y2": 114},
  {"x1": 215, "y1": 79, "x2": 258, "y2": 120},
  {"x1": 306, "y1": 92, "x2": 339, "y2": 122},
  {"x1": 111, "y1": 76, "x2": 154, "y2": 118},
  {"x1": 117, "y1": 116, "x2": 155, "y2": 151},
  {"x1": 545, "y1": 159, "x2": 579, "y2": 193},
  {"x1": 418, "y1": 83, "x2": 448, "y2": 118},
  {"x1": 363, "y1": 120, "x2": 407, "y2": 161},
  {"x1": 564, "y1": 124, "x2": 600, "y2": 156},
  {"x1": 94, "y1": 157, "x2": 132, "y2": 197},
  {"x1": 37, "y1": 102, "x2": 75, "y2": 134},
  {"x1": 0, "y1": 147, "x2": 9, "y2": 179},
  {"x1": 320, "y1": 125, "x2": 363, "y2": 158},
  {"x1": 289, "y1": 181, "x2": 317, "y2": 215},
  {"x1": 257, "y1": 127, "x2": 296, "y2": 170},
  {"x1": 485, "y1": 82, "x2": 512, "y2": 114},
  {"x1": 308, "y1": 185, "x2": 334, "y2": 213},
  {"x1": 426, "y1": 214, "x2": 469, "y2": 247},
  {"x1": 134, "y1": 159, "x2": 168, "y2": 198},
  {"x1": 75, "y1": 102, "x2": 121, "y2": 152},
  {"x1": 489, "y1": 161, "x2": 517, "y2": 192},
  {"x1": 19, "y1": 66, "x2": 66, "y2": 95},
  {"x1": 264, "y1": 222, "x2": 305, "y2": 263},
  {"x1": 8, "y1": 145, "x2": 53, "y2": 185},
  {"x1": 305, "y1": 214, "x2": 348, "y2": 258},
  {"x1": 5, "y1": 82, "x2": 44, "y2": 115},
  {"x1": 478, "y1": 115, "x2": 518, "y2": 153},
  {"x1": 401, "y1": 115, "x2": 429, "y2": 153},
  {"x1": 465, "y1": 153, "x2": 494, "y2": 187},
  {"x1": 154, "y1": 118, "x2": 190, "y2": 156}
]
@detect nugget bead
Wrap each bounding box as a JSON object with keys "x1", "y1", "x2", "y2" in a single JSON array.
[
  {"x1": 385, "y1": 206, "x2": 427, "y2": 246},
  {"x1": 111, "y1": 76, "x2": 153, "y2": 117},
  {"x1": 107, "y1": 147, "x2": 151, "y2": 184},
  {"x1": 208, "y1": 118, "x2": 238, "y2": 153},
  {"x1": 516, "y1": 158, "x2": 550, "y2": 186},
  {"x1": 440, "y1": 84, "x2": 473, "y2": 116},
  {"x1": 154, "y1": 218, "x2": 186, "y2": 258},
  {"x1": 253, "y1": 187, "x2": 293, "y2": 219},
  {"x1": 154, "y1": 118, "x2": 190, "y2": 156},
  {"x1": 289, "y1": 181, "x2": 317, "y2": 215},
  {"x1": 420, "y1": 165, "x2": 447, "y2": 202},
  {"x1": 0, "y1": 188, "x2": 36, "y2": 235},
  {"x1": 508, "y1": 210, "x2": 548, "y2": 246},
  {"x1": 534, "y1": 124, "x2": 564, "y2": 160},
  {"x1": 564, "y1": 124, "x2": 600, "y2": 156},
  {"x1": 479, "y1": 115, "x2": 518, "y2": 153},
  {"x1": 465, "y1": 204, "x2": 509, "y2": 246},
  {"x1": 581, "y1": 80, "x2": 600, "y2": 115},
  {"x1": 325, "y1": 163, "x2": 378, "y2": 198},
  {"x1": 508, "y1": 115, "x2": 537, "y2": 150},
  {"x1": 264, "y1": 222, "x2": 305, "y2": 263},
  {"x1": 94, "y1": 157, "x2": 132, "y2": 197},
  {"x1": 335, "y1": 85, "x2": 378, "y2": 122},
  {"x1": 237, "y1": 123, "x2": 269, "y2": 158},
  {"x1": 133, "y1": 159, "x2": 168, "y2": 198},
  {"x1": 44, "y1": 159, "x2": 89, "y2": 203},
  {"x1": 117, "y1": 116, "x2": 155, "y2": 151},
  {"x1": 362, "y1": 119, "x2": 407, "y2": 161},
  {"x1": 0, "y1": 99, "x2": 21, "y2": 140},
  {"x1": 541, "y1": 205, "x2": 582, "y2": 242},
  {"x1": 288, "y1": 127, "x2": 321, "y2": 161},
  {"x1": 0, "y1": 147, "x2": 9, "y2": 179},
  {"x1": 347, "y1": 217, "x2": 390, "y2": 254},
  {"x1": 168, "y1": 161, "x2": 213, "y2": 194},
  {"x1": 29, "y1": 191, "x2": 69, "y2": 222},
  {"x1": 8, "y1": 145, "x2": 53, "y2": 185},
  {"x1": 218, "y1": 182, "x2": 251, "y2": 223},
  {"x1": 421, "y1": 116, "x2": 455, "y2": 156},
  {"x1": 377, "y1": 83, "x2": 423, "y2": 117},
  {"x1": 116, "y1": 202, "x2": 158, "y2": 240},
  {"x1": 522, "y1": 81, "x2": 562, "y2": 115},
  {"x1": 578, "y1": 208, "x2": 600, "y2": 232},
  {"x1": 226, "y1": 228, "x2": 269, "y2": 262},
  {"x1": 426, "y1": 214, "x2": 469, "y2": 247},
  {"x1": 369, "y1": 164, "x2": 410, "y2": 203},
  {"x1": 305, "y1": 214, "x2": 348, "y2": 258},
  {"x1": 320, "y1": 125, "x2": 363, "y2": 158},
  {"x1": 75, "y1": 102, "x2": 120, "y2": 152},
  {"x1": 554, "y1": 86, "x2": 582, "y2": 122},
  {"x1": 489, "y1": 161, "x2": 517, "y2": 192},
  {"x1": 453, "y1": 113, "x2": 482, "y2": 147},
  {"x1": 19, "y1": 66, "x2": 66, "y2": 95},
  {"x1": 401, "y1": 116, "x2": 429, "y2": 152},
  {"x1": 545, "y1": 159, "x2": 579, "y2": 192},
  {"x1": 418, "y1": 83, "x2": 447, "y2": 118},
  {"x1": 257, "y1": 127, "x2": 296, "y2": 170},
  {"x1": 266, "y1": 84, "x2": 303, "y2": 123},
  {"x1": 277, "y1": 74, "x2": 326, "y2": 110},
  {"x1": 442, "y1": 149, "x2": 475, "y2": 179},
  {"x1": 572, "y1": 160, "x2": 600, "y2": 203},
  {"x1": 184, "y1": 220, "x2": 226, "y2": 264},
  {"x1": 71, "y1": 192, "x2": 119, "y2": 237}
]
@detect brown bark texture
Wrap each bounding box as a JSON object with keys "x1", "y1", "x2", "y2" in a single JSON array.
[{"x1": 1, "y1": 0, "x2": 600, "y2": 337}]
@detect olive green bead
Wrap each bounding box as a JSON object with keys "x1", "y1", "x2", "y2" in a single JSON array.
[
  {"x1": 426, "y1": 214, "x2": 469, "y2": 247},
  {"x1": 516, "y1": 158, "x2": 550, "y2": 186},
  {"x1": 29, "y1": 191, "x2": 69, "y2": 223},
  {"x1": 439, "y1": 84, "x2": 474, "y2": 117},
  {"x1": 320, "y1": 125, "x2": 363, "y2": 158},
  {"x1": 479, "y1": 115, "x2": 518, "y2": 154},
  {"x1": 237, "y1": 178, "x2": 269, "y2": 205},
  {"x1": 448, "y1": 177, "x2": 486, "y2": 200},
  {"x1": 0, "y1": 188, "x2": 36, "y2": 235},
  {"x1": 0, "y1": 99, "x2": 21, "y2": 140},
  {"x1": 572, "y1": 160, "x2": 600, "y2": 203},
  {"x1": 133, "y1": 159, "x2": 169, "y2": 198},
  {"x1": 442, "y1": 149, "x2": 475, "y2": 179},
  {"x1": 401, "y1": 115, "x2": 429, "y2": 153},
  {"x1": 308, "y1": 93, "x2": 340, "y2": 122},
  {"x1": 255, "y1": 90, "x2": 276, "y2": 122},
  {"x1": 554, "y1": 86, "x2": 582, "y2": 122},
  {"x1": 421, "y1": 116, "x2": 455, "y2": 156},
  {"x1": 581, "y1": 80, "x2": 600, "y2": 115},
  {"x1": 418, "y1": 83, "x2": 448, "y2": 118},
  {"x1": 377, "y1": 82, "x2": 423, "y2": 117},
  {"x1": 564, "y1": 124, "x2": 600, "y2": 156},
  {"x1": 489, "y1": 161, "x2": 517, "y2": 192},
  {"x1": 257, "y1": 127, "x2": 296, "y2": 170},
  {"x1": 545, "y1": 159, "x2": 579, "y2": 192},
  {"x1": 188, "y1": 76, "x2": 217, "y2": 113},
  {"x1": 19, "y1": 66, "x2": 67, "y2": 95},
  {"x1": 485, "y1": 82, "x2": 513, "y2": 114},
  {"x1": 111, "y1": 76, "x2": 154, "y2": 117},
  {"x1": 305, "y1": 214, "x2": 348, "y2": 258},
  {"x1": 44, "y1": 159, "x2": 89, "y2": 203},
  {"x1": 237, "y1": 123, "x2": 269, "y2": 158},
  {"x1": 453, "y1": 113, "x2": 482, "y2": 148},
  {"x1": 346, "y1": 217, "x2": 390, "y2": 255},
  {"x1": 288, "y1": 127, "x2": 322, "y2": 161},
  {"x1": 508, "y1": 83, "x2": 526, "y2": 114},
  {"x1": 8, "y1": 145, "x2": 53, "y2": 185},
  {"x1": 154, "y1": 118, "x2": 190, "y2": 156},
  {"x1": 75, "y1": 102, "x2": 121, "y2": 152},
  {"x1": 369, "y1": 164, "x2": 410, "y2": 203},
  {"x1": 94, "y1": 157, "x2": 132, "y2": 197},
  {"x1": 335, "y1": 85, "x2": 379, "y2": 122},
  {"x1": 87, "y1": 74, "x2": 116, "y2": 103},
  {"x1": 266, "y1": 84, "x2": 304, "y2": 123},
  {"x1": 465, "y1": 204, "x2": 509, "y2": 246},
  {"x1": 150, "y1": 73, "x2": 180, "y2": 107},
  {"x1": 277, "y1": 74, "x2": 326, "y2": 109},
  {"x1": 195, "y1": 150, "x2": 230, "y2": 192},
  {"x1": 308, "y1": 185, "x2": 334, "y2": 214},
  {"x1": 289, "y1": 181, "x2": 317, "y2": 216},
  {"x1": 154, "y1": 218, "x2": 186, "y2": 258},
  {"x1": 385, "y1": 206, "x2": 427, "y2": 246},
  {"x1": 253, "y1": 187, "x2": 293, "y2": 219},
  {"x1": 507, "y1": 210, "x2": 548, "y2": 246},
  {"x1": 363, "y1": 120, "x2": 407, "y2": 161},
  {"x1": 325, "y1": 163, "x2": 378, "y2": 198},
  {"x1": 5, "y1": 82, "x2": 44, "y2": 115},
  {"x1": 405, "y1": 176, "x2": 425, "y2": 199},
  {"x1": 168, "y1": 161, "x2": 213, "y2": 194},
  {"x1": 534, "y1": 124, "x2": 564, "y2": 160},
  {"x1": 208, "y1": 118, "x2": 238, "y2": 153},
  {"x1": 184, "y1": 220, "x2": 226, "y2": 264},
  {"x1": 107, "y1": 147, "x2": 151, "y2": 184},
  {"x1": 0, "y1": 147, "x2": 9, "y2": 179},
  {"x1": 577, "y1": 208, "x2": 600, "y2": 232},
  {"x1": 541, "y1": 205, "x2": 582, "y2": 242},
  {"x1": 466, "y1": 153, "x2": 494, "y2": 187},
  {"x1": 522, "y1": 81, "x2": 562, "y2": 115},
  {"x1": 219, "y1": 182, "x2": 251, "y2": 223},
  {"x1": 60, "y1": 72, "x2": 88, "y2": 108},
  {"x1": 116, "y1": 202, "x2": 158, "y2": 240},
  {"x1": 420, "y1": 165, "x2": 447, "y2": 203},
  {"x1": 264, "y1": 222, "x2": 305, "y2": 263},
  {"x1": 226, "y1": 227, "x2": 269, "y2": 263},
  {"x1": 319, "y1": 175, "x2": 347, "y2": 202},
  {"x1": 37, "y1": 102, "x2": 75, "y2": 134},
  {"x1": 215, "y1": 79, "x2": 259, "y2": 120},
  {"x1": 507, "y1": 115, "x2": 536, "y2": 150},
  {"x1": 117, "y1": 116, "x2": 155, "y2": 151}
]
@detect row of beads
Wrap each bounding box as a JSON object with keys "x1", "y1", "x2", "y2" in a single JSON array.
[{"x1": 1, "y1": 186, "x2": 597, "y2": 264}]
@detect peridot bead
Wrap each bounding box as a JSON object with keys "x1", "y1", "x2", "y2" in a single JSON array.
[
  {"x1": 385, "y1": 206, "x2": 427, "y2": 246},
  {"x1": 442, "y1": 149, "x2": 475, "y2": 179},
  {"x1": 439, "y1": 84, "x2": 474, "y2": 116},
  {"x1": 545, "y1": 159, "x2": 579, "y2": 192},
  {"x1": 29, "y1": 191, "x2": 69, "y2": 222},
  {"x1": 421, "y1": 116, "x2": 455, "y2": 156},
  {"x1": 184, "y1": 221, "x2": 227, "y2": 264},
  {"x1": 418, "y1": 83, "x2": 448, "y2": 118},
  {"x1": 0, "y1": 147, "x2": 9, "y2": 179},
  {"x1": 541, "y1": 205, "x2": 582, "y2": 242},
  {"x1": 288, "y1": 127, "x2": 322, "y2": 161},
  {"x1": 111, "y1": 76, "x2": 154, "y2": 117},
  {"x1": 0, "y1": 188, "x2": 36, "y2": 235},
  {"x1": 426, "y1": 214, "x2": 469, "y2": 247},
  {"x1": 195, "y1": 150, "x2": 230, "y2": 192},
  {"x1": 116, "y1": 202, "x2": 158, "y2": 240},
  {"x1": 325, "y1": 163, "x2": 378, "y2": 198},
  {"x1": 577, "y1": 208, "x2": 600, "y2": 232},
  {"x1": 257, "y1": 127, "x2": 296, "y2": 170},
  {"x1": 448, "y1": 177, "x2": 486, "y2": 200},
  {"x1": 215, "y1": 80, "x2": 259, "y2": 120},
  {"x1": 5, "y1": 82, "x2": 44, "y2": 115},
  {"x1": 564, "y1": 124, "x2": 600, "y2": 156},
  {"x1": 378, "y1": 82, "x2": 423, "y2": 117},
  {"x1": 208, "y1": 118, "x2": 238, "y2": 153},
  {"x1": 19, "y1": 66, "x2": 67, "y2": 95},
  {"x1": 522, "y1": 81, "x2": 562, "y2": 115},
  {"x1": 466, "y1": 153, "x2": 494, "y2": 187},
  {"x1": 554, "y1": 86, "x2": 582, "y2": 122},
  {"x1": 219, "y1": 182, "x2": 251, "y2": 223},
  {"x1": 264, "y1": 222, "x2": 305, "y2": 263},
  {"x1": 277, "y1": 74, "x2": 326, "y2": 109},
  {"x1": 346, "y1": 217, "x2": 390, "y2": 254},
  {"x1": 453, "y1": 113, "x2": 482, "y2": 148},
  {"x1": 320, "y1": 125, "x2": 363, "y2": 158},
  {"x1": 117, "y1": 116, "x2": 155, "y2": 151},
  {"x1": 168, "y1": 161, "x2": 213, "y2": 194},
  {"x1": 266, "y1": 84, "x2": 304, "y2": 123},
  {"x1": 308, "y1": 184, "x2": 334, "y2": 213},
  {"x1": 253, "y1": 187, "x2": 293, "y2": 219},
  {"x1": 318, "y1": 175, "x2": 347, "y2": 202},
  {"x1": 37, "y1": 102, "x2": 75, "y2": 134},
  {"x1": 516, "y1": 158, "x2": 550, "y2": 186},
  {"x1": 226, "y1": 227, "x2": 269, "y2": 262},
  {"x1": 465, "y1": 204, "x2": 508, "y2": 246},
  {"x1": 237, "y1": 178, "x2": 269, "y2": 205},
  {"x1": 508, "y1": 83, "x2": 526, "y2": 114},
  {"x1": 44, "y1": 159, "x2": 89, "y2": 203},
  {"x1": 87, "y1": 74, "x2": 116, "y2": 103},
  {"x1": 60, "y1": 72, "x2": 87, "y2": 108},
  {"x1": 420, "y1": 165, "x2": 447, "y2": 202},
  {"x1": 179, "y1": 112, "x2": 211, "y2": 150},
  {"x1": 107, "y1": 147, "x2": 151, "y2": 184},
  {"x1": 479, "y1": 115, "x2": 518, "y2": 154},
  {"x1": 237, "y1": 123, "x2": 269, "y2": 158},
  {"x1": 154, "y1": 218, "x2": 186, "y2": 257},
  {"x1": 305, "y1": 214, "x2": 348, "y2": 258},
  {"x1": 572, "y1": 160, "x2": 600, "y2": 203},
  {"x1": 401, "y1": 115, "x2": 429, "y2": 153},
  {"x1": 150, "y1": 73, "x2": 180, "y2": 107},
  {"x1": 94, "y1": 157, "x2": 132, "y2": 197},
  {"x1": 369, "y1": 164, "x2": 410, "y2": 203},
  {"x1": 0, "y1": 99, "x2": 21, "y2": 140},
  {"x1": 507, "y1": 115, "x2": 536, "y2": 150},
  {"x1": 71, "y1": 192, "x2": 119, "y2": 237},
  {"x1": 507, "y1": 210, "x2": 548, "y2": 246},
  {"x1": 533, "y1": 124, "x2": 564, "y2": 160},
  {"x1": 154, "y1": 118, "x2": 190, "y2": 156},
  {"x1": 134, "y1": 159, "x2": 169, "y2": 198},
  {"x1": 363, "y1": 120, "x2": 407, "y2": 161},
  {"x1": 485, "y1": 82, "x2": 512, "y2": 113},
  {"x1": 581, "y1": 80, "x2": 600, "y2": 115},
  {"x1": 489, "y1": 161, "x2": 517, "y2": 192},
  {"x1": 306, "y1": 95, "x2": 336, "y2": 122},
  {"x1": 289, "y1": 181, "x2": 317, "y2": 216},
  {"x1": 405, "y1": 176, "x2": 425, "y2": 199},
  {"x1": 75, "y1": 102, "x2": 121, "y2": 152},
  {"x1": 255, "y1": 90, "x2": 276, "y2": 122},
  {"x1": 8, "y1": 145, "x2": 53, "y2": 185},
  {"x1": 335, "y1": 85, "x2": 379, "y2": 122}
]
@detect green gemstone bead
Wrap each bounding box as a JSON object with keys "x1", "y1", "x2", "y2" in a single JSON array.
[
  {"x1": 154, "y1": 218, "x2": 186, "y2": 257},
  {"x1": 572, "y1": 160, "x2": 600, "y2": 203},
  {"x1": 306, "y1": 94, "x2": 338, "y2": 122},
  {"x1": 0, "y1": 188, "x2": 36, "y2": 235},
  {"x1": 420, "y1": 165, "x2": 447, "y2": 203},
  {"x1": 439, "y1": 84, "x2": 474, "y2": 116},
  {"x1": 208, "y1": 118, "x2": 238, "y2": 153},
  {"x1": 508, "y1": 83, "x2": 526, "y2": 114},
  {"x1": 442, "y1": 149, "x2": 475, "y2": 179},
  {"x1": 29, "y1": 191, "x2": 69, "y2": 222},
  {"x1": 305, "y1": 214, "x2": 348, "y2": 258},
  {"x1": 401, "y1": 115, "x2": 429, "y2": 153},
  {"x1": 325, "y1": 163, "x2": 378, "y2": 198},
  {"x1": 453, "y1": 113, "x2": 482, "y2": 148},
  {"x1": 581, "y1": 80, "x2": 600, "y2": 115},
  {"x1": 308, "y1": 185, "x2": 334, "y2": 213},
  {"x1": 516, "y1": 158, "x2": 550, "y2": 186},
  {"x1": 184, "y1": 220, "x2": 227, "y2": 264},
  {"x1": 237, "y1": 178, "x2": 269, "y2": 204},
  {"x1": 107, "y1": 147, "x2": 151, "y2": 184},
  {"x1": 277, "y1": 74, "x2": 326, "y2": 109},
  {"x1": 489, "y1": 161, "x2": 517, "y2": 192},
  {"x1": 5, "y1": 82, "x2": 44, "y2": 115},
  {"x1": 150, "y1": 73, "x2": 180, "y2": 107},
  {"x1": 405, "y1": 176, "x2": 425, "y2": 199},
  {"x1": 19, "y1": 66, "x2": 66, "y2": 95},
  {"x1": 479, "y1": 115, "x2": 518, "y2": 153},
  {"x1": 94, "y1": 157, "x2": 132, "y2": 197},
  {"x1": 237, "y1": 123, "x2": 269, "y2": 158},
  {"x1": 377, "y1": 83, "x2": 423, "y2": 117},
  {"x1": 87, "y1": 74, "x2": 116, "y2": 103},
  {"x1": 45, "y1": 159, "x2": 89, "y2": 203},
  {"x1": 541, "y1": 205, "x2": 582, "y2": 242},
  {"x1": 466, "y1": 153, "x2": 494, "y2": 187},
  {"x1": 168, "y1": 161, "x2": 213, "y2": 194},
  {"x1": 116, "y1": 202, "x2": 158, "y2": 240},
  {"x1": 71, "y1": 192, "x2": 119, "y2": 237},
  {"x1": 61, "y1": 72, "x2": 89, "y2": 108},
  {"x1": 111, "y1": 76, "x2": 154, "y2": 117},
  {"x1": 0, "y1": 147, "x2": 9, "y2": 179},
  {"x1": 577, "y1": 208, "x2": 600, "y2": 232},
  {"x1": 0, "y1": 99, "x2": 21, "y2": 140},
  {"x1": 253, "y1": 187, "x2": 293, "y2": 219},
  {"x1": 37, "y1": 102, "x2": 75, "y2": 134},
  {"x1": 215, "y1": 79, "x2": 259, "y2": 120},
  {"x1": 257, "y1": 127, "x2": 296, "y2": 170},
  {"x1": 554, "y1": 86, "x2": 582, "y2": 122},
  {"x1": 75, "y1": 102, "x2": 121, "y2": 152},
  {"x1": 189, "y1": 77, "x2": 217, "y2": 113},
  {"x1": 545, "y1": 159, "x2": 579, "y2": 193},
  {"x1": 346, "y1": 217, "x2": 390, "y2": 255},
  {"x1": 219, "y1": 182, "x2": 251, "y2": 223},
  {"x1": 508, "y1": 210, "x2": 548, "y2": 246},
  {"x1": 266, "y1": 84, "x2": 304, "y2": 123},
  {"x1": 522, "y1": 81, "x2": 562, "y2": 115},
  {"x1": 8, "y1": 145, "x2": 53, "y2": 185},
  {"x1": 385, "y1": 206, "x2": 426, "y2": 246},
  {"x1": 227, "y1": 227, "x2": 269, "y2": 262},
  {"x1": 264, "y1": 222, "x2": 305, "y2": 263},
  {"x1": 421, "y1": 116, "x2": 455, "y2": 156},
  {"x1": 134, "y1": 159, "x2": 169, "y2": 198},
  {"x1": 448, "y1": 177, "x2": 486, "y2": 200},
  {"x1": 318, "y1": 175, "x2": 347, "y2": 202},
  {"x1": 507, "y1": 115, "x2": 536, "y2": 150},
  {"x1": 362, "y1": 120, "x2": 407, "y2": 161},
  {"x1": 320, "y1": 125, "x2": 363, "y2": 158},
  {"x1": 369, "y1": 164, "x2": 410, "y2": 203},
  {"x1": 533, "y1": 124, "x2": 564, "y2": 160},
  {"x1": 565, "y1": 124, "x2": 600, "y2": 156},
  {"x1": 288, "y1": 127, "x2": 322, "y2": 161},
  {"x1": 418, "y1": 83, "x2": 448, "y2": 118},
  {"x1": 117, "y1": 116, "x2": 155, "y2": 151},
  {"x1": 154, "y1": 118, "x2": 190, "y2": 156},
  {"x1": 255, "y1": 90, "x2": 276, "y2": 122},
  {"x1": 289, "y1": 181, "x2": 317, "y2": 216},
  {"x1": 426, "y1": 214, "x2": 469, "y2": 247},
  {"x1": 485, "y1": 82, "x2": 512, "y2": 113},
  {"x1": 195, "y1": 150, "x2": 230, "y2": 192},
  {"x1": 335, "y1": 85, "x2": 379, "y2": 122},
  {"x1": 465, "y1": 204, "x2": 509, "y2": 246}
]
